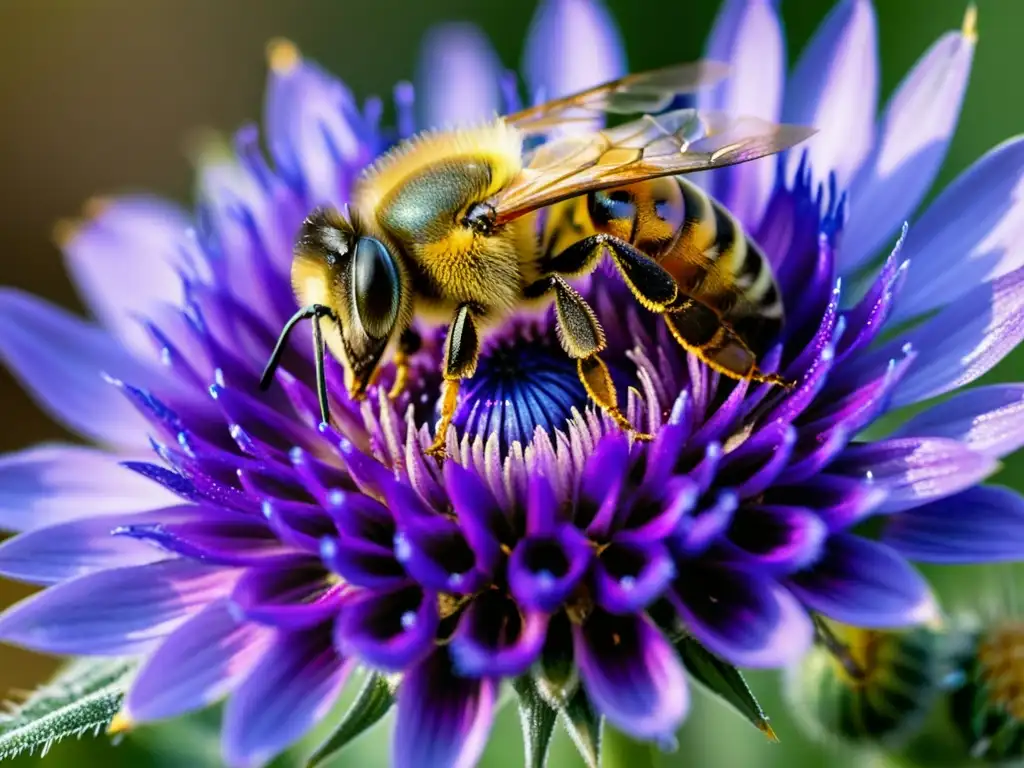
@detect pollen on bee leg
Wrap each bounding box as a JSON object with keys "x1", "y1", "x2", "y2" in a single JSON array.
[{"x1": 266, "y1": 38, "x2": 301, "y2": 73}]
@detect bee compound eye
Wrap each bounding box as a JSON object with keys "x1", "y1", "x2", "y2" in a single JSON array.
[
  {"x1": 463, "y1": 202, "x2": 496, "y2": 235},
  {"x1": 351, "y1": 237, "x2": 401, "y2": 340}
]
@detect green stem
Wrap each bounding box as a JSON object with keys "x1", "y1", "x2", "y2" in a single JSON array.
[{"x1": 601, "y1": 725, "x2": 658, "y2": 768}]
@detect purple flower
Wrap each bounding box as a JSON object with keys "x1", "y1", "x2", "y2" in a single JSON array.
[{"x1": 1, "y1": 1, "x2": 1022, "y2": 766}]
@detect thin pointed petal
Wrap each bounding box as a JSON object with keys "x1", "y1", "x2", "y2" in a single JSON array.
[
  {"x1": 62, "y1": 197, "x2": 192, "y2": 356},
  {"x1": 891, "y1": 137, "x2": 1024, "y2": 322},
  {"x1": 418, "y1": 23, "x2": 502, "y2": 129},
  {"x1": 882, "y1": 485, "x2": 1024, "y2": 564},
  {"x1": 842, "y1": 25, "x2": 975, "y2": 270},
  {"x1": 0, "y1": 290, "x2": 158, "y2": 449},
  {"x1": 888, "y1": 267, "x2": 1024, "y2": 408},
  {"x1": 394, "y1": 649, "x2": 497, "y2": 768},
  {"x1": 786, "y1": 534, "x2": 938, "y2": 627},
  {"x1": 222, "y1": 627, "x2": 353, "y2": 768},
  {"x1": 0, "y1": 560, "x2": 237, "y2": 655},
  {"x1": 574, "y1": 610, "x2": 689, "y2": 741},
  {"x1": 127, "y1": 600, "x2": 274, "y2": 723},
  {"x1": 523, "y1": 0, "x2": 625, "y2": 125},
  {"x1": 894, "y1": 384, "x2": 1024, "y2": 459},
  {"x1": 0, "y1": 445, "x2": 179, "y2": 532},
  {"x1": 783, "y1": 0, "x2": 878, "y2": 187},
  {"x1": 699, "y1": 0, "x2": 785, "y2": 225}
]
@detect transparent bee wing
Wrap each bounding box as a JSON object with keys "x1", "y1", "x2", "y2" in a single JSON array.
[
  {"x1": 506, "y1": 61, "x2": 731, "y2": 134},
  {"x1": 493, "y1": 109, "x2": 815, "y2": 224}
]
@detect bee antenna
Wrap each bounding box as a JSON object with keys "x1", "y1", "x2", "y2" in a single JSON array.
[{"x1": 260, "y1": 304, "x2": 337, "y2": 426}]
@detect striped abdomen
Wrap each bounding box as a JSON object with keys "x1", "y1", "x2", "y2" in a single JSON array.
[{"x1": 543, "y1": 175, "x2": 783, "y2": 355}]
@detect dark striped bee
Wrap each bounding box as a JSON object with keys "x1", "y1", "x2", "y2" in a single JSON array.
[{"x1": 260, "y1": 56, "x2": 814, "y2": 459}]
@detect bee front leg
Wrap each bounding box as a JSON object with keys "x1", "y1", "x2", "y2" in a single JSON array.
[
  {"x1": 525, "y1": 275, "x2": 653, "y2": 442},
  {"x1": 388, "y1": 327, "x2": 422, "y2": 401},
  {"x1": 544, "y1": 233, "x2": 678, "y2": 311},
  {"x1": 426, "y1": 305, "x2": 479, "y2": 461}
]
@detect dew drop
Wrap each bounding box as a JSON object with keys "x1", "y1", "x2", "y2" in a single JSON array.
[
  {"x1": 536, "y1": 569, "x2": 556, "y2": 590},
  {"x1": 448, "y1": 572, "x2": 465, "y2": 588},
  {"x1": 393, "y1": 532, "x2": 412, "y2": 563},
  {"x1": 619, "y1": 576, "x2": 637, "y2": 592},
  {"x1": 400, "y1": 610, "x2": 417, "y2": 630}
]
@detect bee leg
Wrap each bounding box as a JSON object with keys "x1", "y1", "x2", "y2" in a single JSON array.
[
  {"x1": 388, "y1": 327, "x2": 422, "y2": 401},
  {"x1": 544, "y1": 233, "x2": 678, "y2": 310},
  {"x1": 664, "y1": 298, "x2": 794, "y2": 388},
  {"x1": 426, "y1": 304, "x2": 479, "y2": 461},
  {"x1": 526, "y1": 275, "x2": 653, "y2": 442}
]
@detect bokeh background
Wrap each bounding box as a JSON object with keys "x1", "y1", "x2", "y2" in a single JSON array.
[{"x1": 0, "y1": 0, "x2": 1021, "y2": 765}]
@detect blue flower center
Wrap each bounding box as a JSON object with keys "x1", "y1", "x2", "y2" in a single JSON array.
[{"x1": 451, "y1": 332, "x2": 589, "y2": 452}]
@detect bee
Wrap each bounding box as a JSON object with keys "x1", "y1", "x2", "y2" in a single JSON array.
[{"x1": 259, "y1": 59, "x2": 814, "y2": 459}]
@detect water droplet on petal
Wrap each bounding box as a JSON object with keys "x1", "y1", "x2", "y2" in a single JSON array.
[
  {"x1": 393, "y1": 532, "x2": 412, "y2": 562},
  {"x1": 619, "y1": 576, "x2": 636, "y2": 592},
  {"x1": 448, "y1": 572, "x2": 465, "y2": 588},
  {"x1": 536, "y1": 569, "x2": 556, "y2": 590},
  {"x1": 400, "y1": 610, "x2": 417, "y2": 630}
]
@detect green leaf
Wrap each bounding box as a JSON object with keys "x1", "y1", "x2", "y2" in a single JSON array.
[
  {"x1": 305, "y1": 671, "x2": 398, "y2": 767},
  {"x1": 0, "y1": 658, "x2": 135, "y2": 761},
  {"x1": 513, "y1": 678, "x2": 557, "y2": 768},
  {"x1": 560, "y1": 688, "x2": 603, "y2": 768},
  {"x1": 676, "y1": 636, "x2": 777, "y2": 742}
]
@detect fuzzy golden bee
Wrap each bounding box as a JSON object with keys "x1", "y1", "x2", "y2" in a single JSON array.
[{"x1": 260, "y1": 61, "x2": 815, "y2": 458}]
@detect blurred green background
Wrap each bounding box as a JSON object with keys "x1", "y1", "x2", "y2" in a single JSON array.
[{"x1": 0, "y1": 0, "x2": 1022, "y2": 765}]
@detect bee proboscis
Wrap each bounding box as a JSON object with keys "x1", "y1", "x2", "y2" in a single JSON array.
[{"x1": 260, "y1": 56, "x2": 815, "y2": 459}]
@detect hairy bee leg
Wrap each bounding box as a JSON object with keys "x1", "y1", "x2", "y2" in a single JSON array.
[
  {"x1": 543, "y1": 233, "x2": 678, "y2": 310},
  {"x1": 527, "y1": 275, "x2": 652, "y2": 441},
  {"x1": 427, "y1": 305, "x2": 479, "y2": 461},
  {"x1": 664, "y1": 299, "x2": 794, "y2": 387},
  {"x1": 259, "y1": 303, "x2": 339, "y2": 424},
  {"x1": 388, "y1": 327, "x2": 422, "y2": 401}
]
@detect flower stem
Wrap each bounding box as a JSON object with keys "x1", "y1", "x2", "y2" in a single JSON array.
[{"x1": 601, "y1": 725, "x2": 659, "y2": 768}]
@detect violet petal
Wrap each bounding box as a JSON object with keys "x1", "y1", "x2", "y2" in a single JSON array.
[
  {"x1": 882, "y1": 484, "x2": 1024, "y2": 564},
  {"x1": 573, "y1": 610, "x2": 688, "y2": 741},
  {"x1": 394, "y1": 648, "x2": 497, "y2": 768},
  {"x1": 672, "y1": 563, "x2": 814, "y2": 667},
  {"x1": 786, "y1": 533, "x2": 938, "y2": 627}
]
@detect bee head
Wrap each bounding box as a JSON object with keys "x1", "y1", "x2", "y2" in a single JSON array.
[{"x1": 289, "y1": 207, "x2": 406, "y2": 400}]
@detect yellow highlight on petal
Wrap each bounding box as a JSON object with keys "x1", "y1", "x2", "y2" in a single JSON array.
[
  {"x1": 107, "y1": 711, "x2": 132, "y2": 735},
  {"x1": 963, "y1": 3, "x2": 978, "y2": 43},
  {"x1": 267, "y1": 38, "x2": 301, "y2": 73}
]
